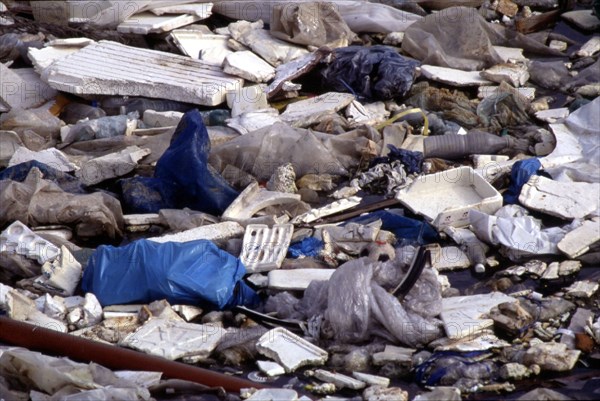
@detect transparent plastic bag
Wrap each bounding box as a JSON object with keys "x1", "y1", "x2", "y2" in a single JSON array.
[{"x1": 324, "y1": 258, "x2": 374, "y2": 343}]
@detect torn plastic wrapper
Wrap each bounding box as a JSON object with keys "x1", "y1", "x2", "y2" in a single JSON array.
[{"x1": 82, "y1": 239, "x2": 259, "y2": 309}]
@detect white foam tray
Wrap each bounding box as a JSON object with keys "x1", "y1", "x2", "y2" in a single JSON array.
[
  {"x1": 240, "y1": 224, "x2": 294, "y2": 273},
  {"x1": 396, "y1": 166, "x2": 503, "y2": 229},
  {"x1": 0, "y1": 221, "x2": 60, "y2": 264}
]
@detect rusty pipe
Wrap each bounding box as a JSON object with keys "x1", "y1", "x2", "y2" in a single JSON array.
[{"x1": 0, "y1": 317, "x2": 266, "y2": 393}]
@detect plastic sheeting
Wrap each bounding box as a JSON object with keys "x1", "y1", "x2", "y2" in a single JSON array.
[
  {"x1": 211, "y1": 0, "x2": 422, "y2": 33},
  {"x1": 119, "y1": 109, "x2": 239, "y2": 215},
  {"x1": 321, "y1": 45, "x2": 419, "y2": 100},
  {"x1": 543, "y1": 97, "x2": 600, "y2": 183},
  {"x1": 210, "y1": 122, "x2": 379, "y2": 181},
  {"x1": 320, "y1": 257, "x2": 443, "y2": 347},
  {"x1": 0, "y1": 167, "x2": 123, "y2": 239},
  {"x1": 82, "y1": 239, "x2": 259, "y2": 309},
  {"x1": 270, "y1": 2, "x2": 356, "y2": 47},
  {"x1": 469, "y1": 205, "x2": 574, "y2": 261},
  {"x1": 402, "y1": 6, "x2": 562, "y2": 71}
]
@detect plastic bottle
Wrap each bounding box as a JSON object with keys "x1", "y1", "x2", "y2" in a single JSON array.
[
  {"x1": 60, "y1": 103, "x2": 106, "y2": 124},
  {"x1": 423, "y1": 131, "x2": 511, "y2": 159},
  {"x1": 100, "y1": 97, "x2": 196, "y2": 116}
]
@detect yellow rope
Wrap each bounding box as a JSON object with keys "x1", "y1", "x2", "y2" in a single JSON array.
[{"x1": 375, "y1": 108, "x2": 429, "y2": 136}]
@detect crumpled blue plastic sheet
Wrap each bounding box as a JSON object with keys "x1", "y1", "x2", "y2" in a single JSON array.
[
  {"x1": 119, "y1": 109, "x2": 239, "y2": 215},
  {"x1": 82, "y1": 239, "x2": 259, "y2": 309},
  {"x1": 503, "y1": 158, "x2": 542, "y2": 204}
]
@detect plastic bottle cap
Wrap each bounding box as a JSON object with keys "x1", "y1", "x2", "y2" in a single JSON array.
[{"x1": 474, "y1": 263, "x2": 486, "y2": 274}]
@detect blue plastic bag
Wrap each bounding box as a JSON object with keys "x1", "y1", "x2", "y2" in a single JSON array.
[
  {"x1": 288, "y1": 237, "x2": 324, "y2": 258},
  {"x1": 82, "y1": 239, "x2": 259, "y2": 309},
  {"x1": 349, "y1": 210, "x2": 438, "y2": 244},
  {"x1": 120, "y1": 109, "x2": 239, "y2": 215},
  {"x1": 503, "y1": 158, "x2": 542, "y2": 204}
]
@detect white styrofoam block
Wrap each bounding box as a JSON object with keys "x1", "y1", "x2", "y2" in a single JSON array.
[
  {"x1": 420, "y1": 65, "x2": 493, "y2": 87},
  {"x1": 441, "y1": 292, "x2": 516, "y2": 339},
  {"x1": 256, "y1": 327, "x2": 328, "y2": 373},
  {"x1": 43, "y1": 41, "x2": 243, "y2": 106},
  {"x1": 268, "y1": 269, "x2": 335, "y2": 291},
  {"x1": 223, "y1": 50, "x2": 276, "y2": 83},
  {"x1": 121, "y1": 318, "x2": 226, "y2": 361},
  {"x1": 117, "y1": 12, "x2": 202, "y2": 34},
  {"x1": 148, "y1": 221, "x2": 244, "y2": 243},
  {"x1": 519, "y1": 176, "x2": 600, "y2": 220}
]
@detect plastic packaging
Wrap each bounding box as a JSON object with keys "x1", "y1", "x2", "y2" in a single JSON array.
[
  {"x1": 212, "y1": 0, "x2": 421, "y2": 34},
  {"x1": 119, "y1": 109, "x2": 239, "y2": 215},
  {"x1": 369, "y1": 283, "x2": 443, "y2": 347},
  {"x1": 210, "y1": 122, "x2": 362, "y2": 181},
  {"x1": 415, "y1": 351, "x2": 497, "y2": 388},
  {"x1": 423, "y1": 131, "x2": 511, "y2": 159},
  {"x1": 321, "y1": 45, "x2": 419, "y2": 100},
  {"x1": 60, "y1": 103, "x2": 106, "y2": 125},
  {"x1": 82, "y1": 239, "x2": 259, "y2": 309}
]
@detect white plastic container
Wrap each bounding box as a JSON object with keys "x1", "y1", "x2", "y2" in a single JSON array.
[{"x1": 396, "y1": 166, "x2": 503, "y2": 229}]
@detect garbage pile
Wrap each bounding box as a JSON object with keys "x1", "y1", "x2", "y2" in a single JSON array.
[{"x1": 1, "y1": 0, "x2": 599, "y2": 400}]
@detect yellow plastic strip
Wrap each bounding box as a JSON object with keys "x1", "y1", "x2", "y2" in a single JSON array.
[{"x1": 375, "y1": 108, "x2": 429, "y2": 136}]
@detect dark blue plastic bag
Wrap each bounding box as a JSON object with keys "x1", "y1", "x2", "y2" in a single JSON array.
[
  {"x1": 288, "y1": 237, "x2": 324, "y2": 258},
  {"x1": 120, "y1": 109, "x2": 239, "y2": 215},
  {"x1": 321, "y1": 45, "x2": 419, "y2": 100},
  {"x1": 82, "y1": 239, "x2": 259, "y2": 309},
  {"x1": 349, "y1": 209, "x2": 439, "y2": 244},
  {"x1": 0, "y1": 160, "x2": 87, "y2": 194},
  {"x1": 503, "y1": 158, "x2": 542, "y2": 204}
]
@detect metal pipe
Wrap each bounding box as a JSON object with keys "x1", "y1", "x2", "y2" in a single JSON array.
[{"x1": 0, "y1": 317, "x2": 266, "y2": 393}]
